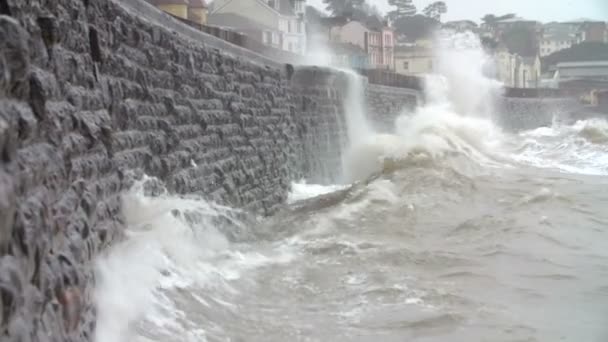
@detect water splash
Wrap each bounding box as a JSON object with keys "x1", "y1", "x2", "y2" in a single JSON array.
[
  {"x1": 94, "y1": 177, "x2": 247, "y2": 342},
  {"x1": 341, "y1": 32, "x2": 506, "y2": 182}
]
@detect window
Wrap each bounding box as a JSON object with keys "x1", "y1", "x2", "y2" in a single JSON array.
[
  {"x1": 385, "y1": 34, "x2": 390, "y2": 44},
  {"x1": 288, "y1": 21, "x2": 292, "y2": 33},
  {"x1": 428, "y1": 60, "x2": 433, "y2": 70},
  {"x1": 403, "y1": 61, "x2": 409, "y2": 70},
  {"x1": 264, "y1": 31, "x2": 271, "y2": 44}
]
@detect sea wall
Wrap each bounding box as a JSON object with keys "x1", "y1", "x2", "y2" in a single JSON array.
[
  {"x1": 496, "y1": 97, "x2": 583, "y2": 131},
  {"x1": 0, "y1": 0, "x2": 419, "y2": 340},
  {"x1": 367, "y1": 84, "x2": 421, "y2": 132}
]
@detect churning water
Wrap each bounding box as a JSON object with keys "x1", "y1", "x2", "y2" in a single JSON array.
[{"x1": 94, "y1": 32, "x2": 608, "y2": 342}]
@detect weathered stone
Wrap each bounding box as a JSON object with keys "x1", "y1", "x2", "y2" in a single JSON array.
[
  {"x1": 0, "y1": 16, "x2": 30, "y2": 99},
  {"x1": 0, "y1": 0, "x2": 424, "y2": 341}
]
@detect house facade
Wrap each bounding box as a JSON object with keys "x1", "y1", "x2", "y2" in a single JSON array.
[
  {"x1": 494, "y1": 48, "x2": 541, "y2": 88},
  {"x1": 327, "y1": 18, "x2": 395, "y2": 70},
  {"x1": 555, "y1": 61, "x2": 608, "y2": 90},
  {"x1": 210, "y1": 0, "x2": 307, "y2": 54},
  {"x1": 540, "y1": 32, "x2": 575, "y2": 57},
  {"x1": 394, "y1": 45, "x2": 434, "y2": 75}
]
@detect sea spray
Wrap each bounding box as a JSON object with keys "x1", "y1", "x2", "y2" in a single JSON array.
[
  {"x1": 341, "y1": 31, "x2": 506, "y2": 182},
  {"x1": 94, "y1": 177, "x2": 233, "y2": 342}
]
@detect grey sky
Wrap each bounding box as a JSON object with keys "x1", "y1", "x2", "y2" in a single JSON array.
[{"x1": 308, "y1": 0, "x2": 608, "y2": 23}]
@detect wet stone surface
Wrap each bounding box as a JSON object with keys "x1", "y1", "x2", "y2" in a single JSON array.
[{"x1": 0, "y1": 0, "x2": 422, "y2": 341}]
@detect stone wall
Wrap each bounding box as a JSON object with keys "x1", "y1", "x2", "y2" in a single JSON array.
[
  {"x1": 367, "y1": 84, "x2": 421, "y2": 132},
  {"x1": 0, "y1": 0, "x2": 420, "y2": 340},
  {"x1": 290, "y1": 67, "x2": 349, "y2": 184},
  {"x1": 496, "y1": 97, "x2": 583, "y2": 131}
]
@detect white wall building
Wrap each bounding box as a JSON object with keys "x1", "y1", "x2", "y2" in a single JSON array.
[
  {"x1": 494, "y1": 49, "x2": 541, "y2": 88},
  {"x1": 210, "y1": 0, "x2": 307, "y2": 54},
  {"x1": 540, "y1": 23, "x2": 578, "y2": 57}
]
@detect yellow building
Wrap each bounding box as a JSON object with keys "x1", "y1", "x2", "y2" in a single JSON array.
[
  {"x1": 188, "y1": 0, "x2": 208, "y2": 26},
  {"x1": 153, "y1": 0, "x2": 189, "y2": 20}
]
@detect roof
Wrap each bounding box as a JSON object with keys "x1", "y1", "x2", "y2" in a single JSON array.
[
  {"x1": 318, "y1": 15, "x2": 389, "y2": 32},
  {"x1": 207, "y1": 12, "x2": 275, "y2": 31},
  {"x1": 565, "y1": 18, "x2": 604, "y2": 24},
  {"x1": 557, "y1": 61, "x2": 608, "y2": 68}
]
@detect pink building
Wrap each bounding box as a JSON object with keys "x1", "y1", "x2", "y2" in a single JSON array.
[{"x1": 325, "y1": 16, "x2": 395, "y2": 70}]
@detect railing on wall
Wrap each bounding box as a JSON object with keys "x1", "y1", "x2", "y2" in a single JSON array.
[
  {"x1": 503, "y1": 87, "x2": 575, "y2": 98},
  {"x1": 355, "y1": 68, "x2": 424, "y2": 91},
  {"x1": 170, "y1": 15, "x2": 303, "y2": 64},
  {"x1": 167, "y1": 15, "x2": 424, "y2": 90}
]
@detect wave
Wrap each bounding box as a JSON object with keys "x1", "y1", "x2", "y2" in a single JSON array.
[
  {"x1": 342, "y1": 103, "x2": 507, "y2": 183},
  {"x1": 512, "y1": 117, "x2": 608, "y2": 176},
  {"x1": 94, "y1": 176, "x2": 296, "y2": 342}
]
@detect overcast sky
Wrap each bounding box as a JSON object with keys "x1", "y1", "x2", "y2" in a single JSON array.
[{"x1": 308, "y1": 0, "x2": 608, "y2": 23}]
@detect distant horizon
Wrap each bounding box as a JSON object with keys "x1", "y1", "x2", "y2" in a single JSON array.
[{"x1": 307, "y1": 0, "x2": 608, "y2": 24}]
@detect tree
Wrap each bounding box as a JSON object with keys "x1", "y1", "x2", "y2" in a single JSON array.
[
  {"x1": 482, "y1": 13, "x2": 516, "y2": 27},
  {"x1": 422, "y1": 1, "x2": 447, "y2": 21},
  {"x1": 388, "y1": 0, "x2": 416, "y2": 20},
  {"x1": 392, "y1": 14, "x2": 440, "y2": 42},
  {"x1": 502, "y1": 26, "x2": 539, "y2": 57},
  {"x1": 306, "y1": 5, "x2": 325, "y2": 24},
  {"x1": 361, "y1": 2, "x2": 382, "y2": 18},
  {"x1": 323, "y1": 0, "x2": 365, "y2": 16}
]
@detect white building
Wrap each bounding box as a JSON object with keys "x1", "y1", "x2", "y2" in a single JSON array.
[
  {"x1": 494, "y1": 48, "x2": 541, "y2": 88},
  {"x1": 210, "y1": 0, "x2": 307, "y2": 54},
  {"x1": 540, "y1": 23, "x2": 578, "y2": 57}
]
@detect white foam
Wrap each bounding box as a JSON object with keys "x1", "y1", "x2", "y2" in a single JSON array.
[
  {"x1": 514, "y1": 118, "x2": 608, "y2": 176},
  {"x1": 288, "y1": 180, "x2": 347, "y2": 203},
  {"x1": 94, "y1": 177, "x2": 297, "y2": 342},
  {"x1": 339, "y1": 32, "x2": 508, "y2": 183}
]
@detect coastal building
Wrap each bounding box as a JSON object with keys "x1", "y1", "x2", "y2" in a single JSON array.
[
  {"x1": 540, "y1": 31, "x2": 575, "y2": 57},
  {"x1": 567, "y1": 19, "x2": 608, "y2": 43},
  {"x1": 323, "y1": 16, "x2": 395, "y2": 70},
  {"x1": 209, "y1": 0, "x2": 307, "y2": 54},
  {"x1": 149, "y1": 0, "x2": 208, "y2": 25},
  {"x1": 327, "y1": 42, "x2": 369, "y2": 69},
  {"x1": 394, "y1": 45, "x2": 434, "y2": 75},
  {"x1": 554, "y1": 61, "x2": 608, "y2": 90},
  {"x1": 494, "y1": 48, "x2": 541, "y2": 88}
]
